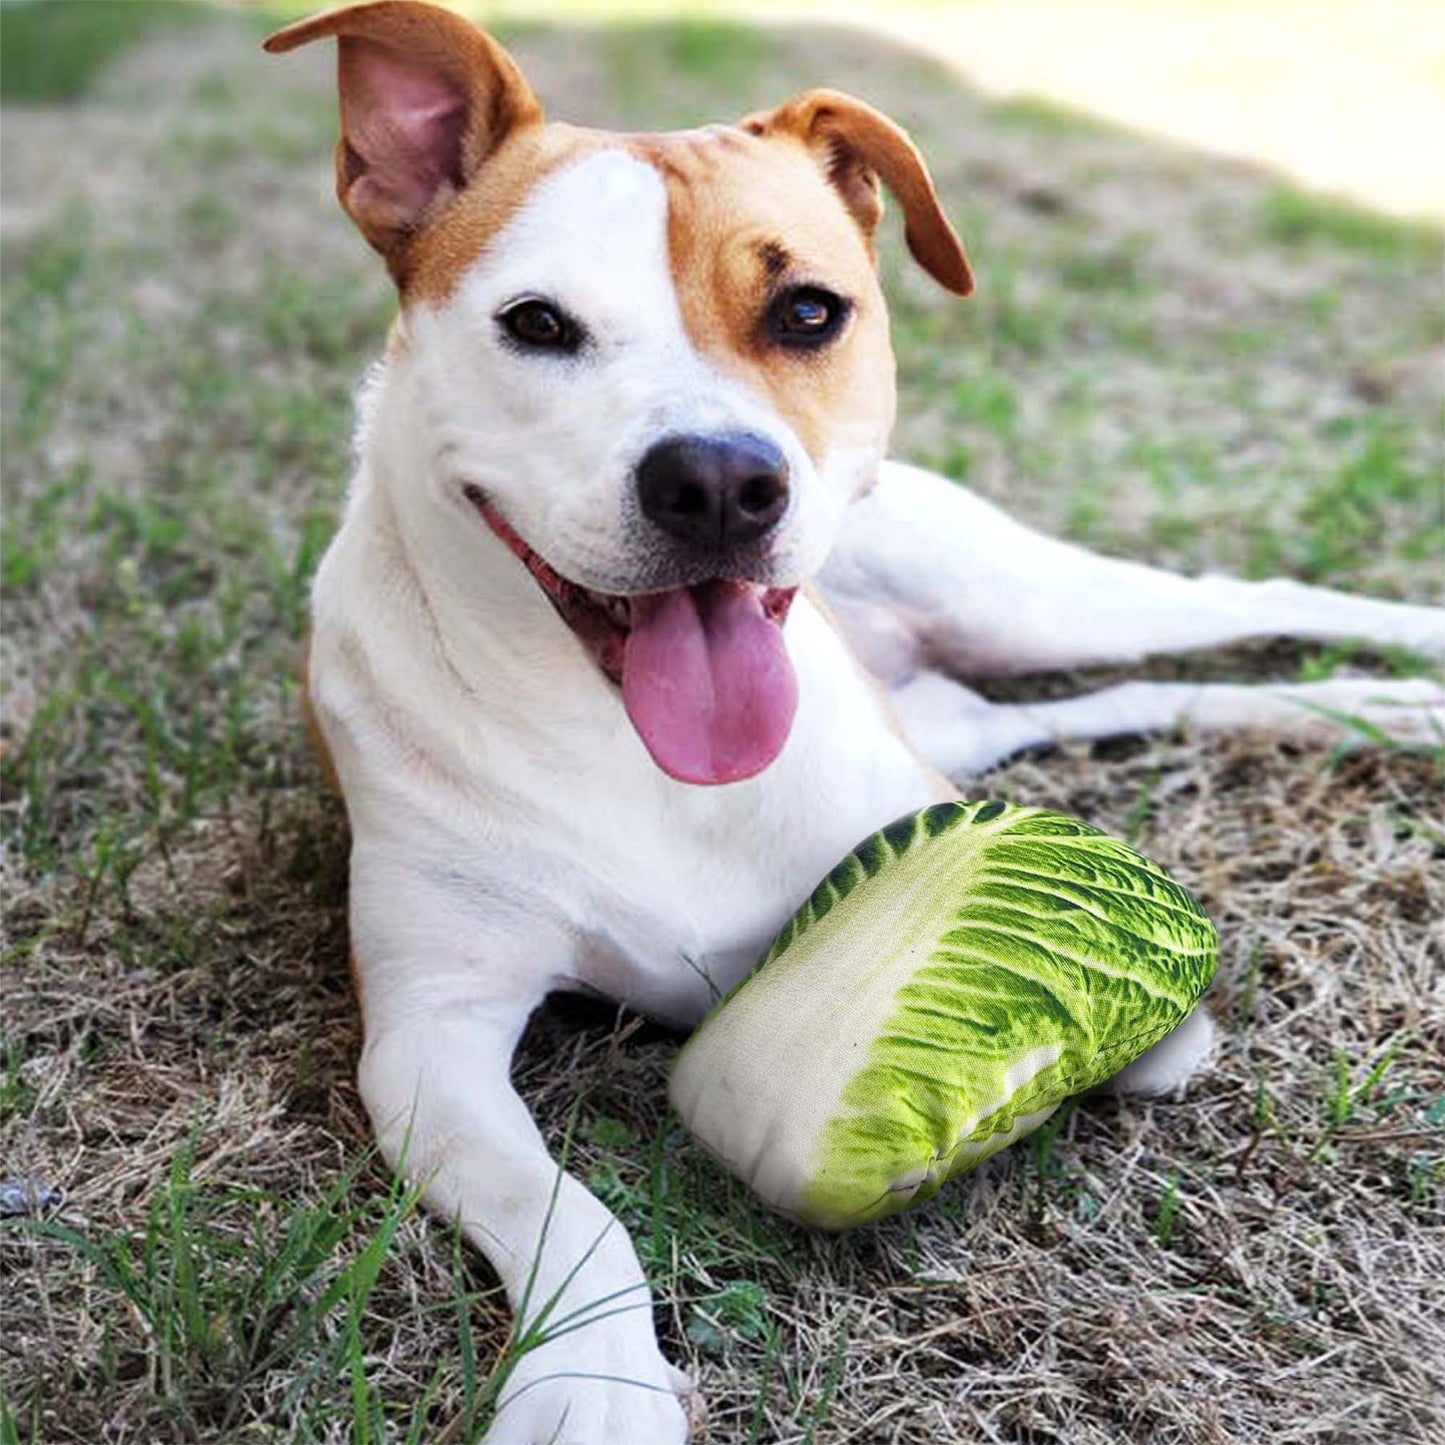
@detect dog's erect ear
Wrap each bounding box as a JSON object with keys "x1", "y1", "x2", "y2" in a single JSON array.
[
  {"x1": 741, "y1": 89, "x2": 972, "y2": 296},
  {"x1": 264, "y1": 2, "x2": 542, "y2": 271}
]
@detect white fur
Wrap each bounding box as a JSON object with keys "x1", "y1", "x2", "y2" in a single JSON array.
[{"x1": 307, "y1": 152, "x2": 1445, "y2": 1444}]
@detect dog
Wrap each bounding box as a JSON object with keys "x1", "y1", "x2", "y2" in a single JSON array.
[{"x1": 264, "y1": 5, "x2": 1445, "y2": 1440}]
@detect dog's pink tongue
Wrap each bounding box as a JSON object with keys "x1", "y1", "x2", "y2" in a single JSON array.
[{"x1": 623, "y1": 582, "x2": 798, "y2": 785}]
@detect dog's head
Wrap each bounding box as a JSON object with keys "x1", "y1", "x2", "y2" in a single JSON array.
[{"x1": 267, "y1": 1, "x2": 971, "y2": 785}]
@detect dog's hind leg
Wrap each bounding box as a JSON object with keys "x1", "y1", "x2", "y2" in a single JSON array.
[
  {"x1": 1107, "y1": 1005, "x2": 1218, "y2": 1099},
  {"x1": 890, "y1": 669, "x2": 1443, "y2": 778},
  {"x1": 822, "y1": 461, "x2": 1445, "y2": 680}
]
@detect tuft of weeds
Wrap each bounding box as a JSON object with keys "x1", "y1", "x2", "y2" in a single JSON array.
[
  {"x1": 1056, "y1": 235, "x2": 1147, "y2": 294},
  {"x1": 657, "y1": 18, "x2": 775, "y2": 84},
  {"x1": 985, "y1": 93, "x2": 1117, "y2": 137},
  {"x1": 1295, "y1": 416, "x2": 1442, "y2": 580},
  {"x1": 5, "y1": 1125, "x2": 677, "y2": 1444},
  {"x1": 1152, "y1": 1167, "x2": 1181, "y2": 1248},
  {"x1": 1, "y1": 208, "x2": 95, "y2": 450},
  {"x1": 8, "y1": 1131, "x2": 441, "y2": 1440},
  {"x1": 600, "y1": 18, "x2": 784, "y2": 124},
  {"x1": 1259, "y1": 183, "x2": 1443, "y2": 264},
  {"x1": 686, "y1": 1279, "x2": 772, "y2": 1355},
  {"x1": 1296, "y1": 640, "x2": 1443, "y2": 683}
]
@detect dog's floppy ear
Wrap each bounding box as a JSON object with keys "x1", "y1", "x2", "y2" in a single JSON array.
[
  {"x1": 741, "y1": 89, "x2": 972, "y2": 296},
  {"x1": 264, "y1": 1, "x2": 542, "y2": 273}
]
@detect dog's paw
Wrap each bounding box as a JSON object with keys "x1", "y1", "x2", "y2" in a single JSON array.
[
  {"x1": 1258, "y1": 581, "x2": 1445, "y2": 662},
  {"x1": 1108, "y1": 1005, "x2": 1216, "y2": 1100},
  {"x1": 483, "y1": 1341, "x2": 692, "y2": 1445},
  {"x1": 1371, "y1": 600, "x2": 1445, "y2": 662},
  {"x1": 1294, "y1": 676, "x2": 1444, "y2": 746},
  {"x1": 667, "y1": 1360, "x2": 708, "y2": 1440}
]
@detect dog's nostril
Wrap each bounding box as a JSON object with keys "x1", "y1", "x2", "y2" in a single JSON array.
[
  {"x1": 738, "y1": 475, "x2": 783, "y2": 516},
  {"x1": 673, "y1": 482, "x2": 709, "y2": 518},
  {"x1": 636, "y1": 432, "x2": 790, "y2": 549}
]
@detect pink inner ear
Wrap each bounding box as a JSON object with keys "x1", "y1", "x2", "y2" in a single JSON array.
[{"x1": 342, "y1": 38, "x2": 470, "y2": 227}]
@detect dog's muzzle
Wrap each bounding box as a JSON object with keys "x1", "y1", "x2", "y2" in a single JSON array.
[{"x1": 466, "y1": 482, "x2": 799, "y2": 788}]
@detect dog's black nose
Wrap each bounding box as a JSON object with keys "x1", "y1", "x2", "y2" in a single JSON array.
[{"x1": 636, "y1": 432, "x2": 790, "y2": 548}]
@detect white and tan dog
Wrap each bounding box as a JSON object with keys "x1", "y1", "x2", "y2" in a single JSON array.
[{"x1": 266, "y1": 5, "x2": 1444, "y2": 1440}]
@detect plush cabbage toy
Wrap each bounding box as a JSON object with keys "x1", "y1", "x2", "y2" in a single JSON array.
[{"x1": 670, "y1": 800, "x2": 1217, "y2": 1230}]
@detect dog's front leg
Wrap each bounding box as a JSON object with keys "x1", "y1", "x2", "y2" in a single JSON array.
[{"x1": 353, "y1": 895, "x2": 689, "y2": 1444}]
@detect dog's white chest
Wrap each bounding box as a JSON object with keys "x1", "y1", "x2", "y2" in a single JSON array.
[
  {"x1": 315, "y1": 539, "x2": 943, "y2": 1028},
  {"x1": 497, "y1": 599, "x2": 946, "y2": 1022}
]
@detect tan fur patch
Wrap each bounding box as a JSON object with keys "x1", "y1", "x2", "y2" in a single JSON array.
[
  {"x1": 400, "y1": 122, "x2": 608, "y2": 304},
  {"x1": 633, "y1": 126, "x2": 898, "y2": 468}
]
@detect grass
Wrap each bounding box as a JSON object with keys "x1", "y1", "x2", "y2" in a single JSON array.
[
  {"x1": 5, "y1": 1118, "x2": 697, "y2": 1443},
  {"x1": 1259, "y1": 183, "x2": 1444, "y2": 264},
  {"x1": 18, "y1": 1136, "x2": 437, "y2": 1439},
  {"x1": 2, "y1": 4, "x2": 1443, "y2": 1444},
  {"x1": 0, "y1": 0, "x2": 203, "y2": 104}
]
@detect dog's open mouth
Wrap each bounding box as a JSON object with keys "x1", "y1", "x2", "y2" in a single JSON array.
[{"x1": 466, "y1": 486, "x2": 799, "y2": 785}]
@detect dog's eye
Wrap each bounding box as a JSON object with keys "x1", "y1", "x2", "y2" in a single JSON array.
[
  {"x1": 498, "y1": 299, "x2": 584, "y2": 354},
  {"x1": 767, "y1": 286, "x2": 850, "y2": 349}
]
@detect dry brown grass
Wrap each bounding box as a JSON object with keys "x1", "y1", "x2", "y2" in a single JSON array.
[{"x1": 3, "y1": 7, "x2": 1442, "y2": 1443}]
